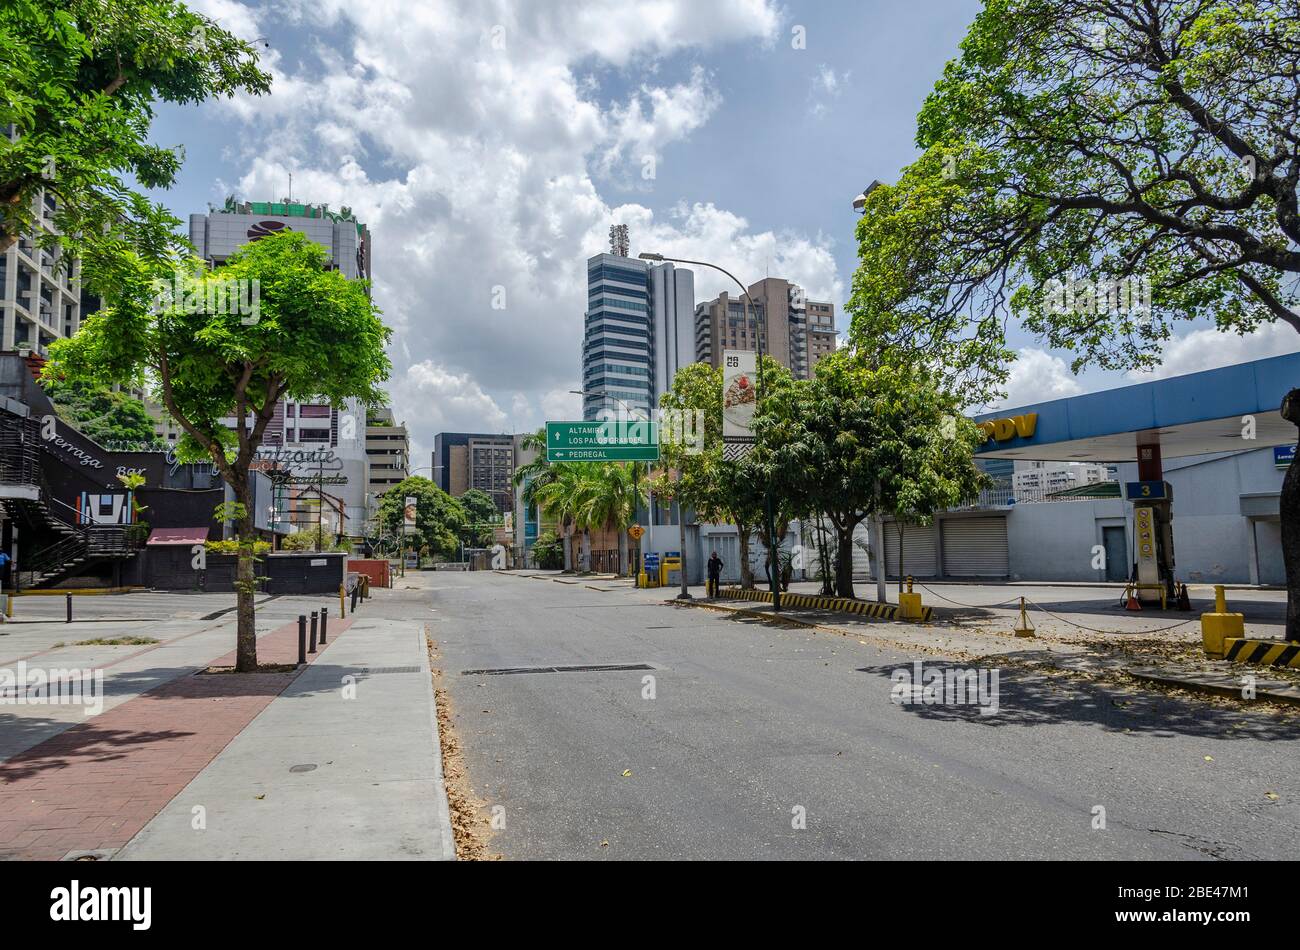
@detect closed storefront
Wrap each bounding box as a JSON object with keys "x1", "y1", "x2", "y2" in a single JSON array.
[
  {"x1": 940, "y1": 516, "x2": 1009, "y2": 577},
  {"x1": 884, "y1": 522, "x2": 938, "y2": 578}
]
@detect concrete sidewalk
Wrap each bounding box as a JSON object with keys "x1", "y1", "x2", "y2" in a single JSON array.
[{"x1": 116, "y1": 616, "x2": 454, "y2": 861}]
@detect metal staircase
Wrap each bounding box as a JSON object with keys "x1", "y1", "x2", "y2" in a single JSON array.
[{"x1": 0, "y1": 405, "x2": 138, "y2": 589}]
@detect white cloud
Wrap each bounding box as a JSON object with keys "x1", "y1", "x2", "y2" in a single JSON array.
[
  {"x1": 809, "y1": 64, "x2": 849, "y2": 118},
  {"x1": 990, "y1": 348, "x2": 1085, "y2": 410},
  {"x1": 189, "y1": 0, "x2": 832, "y2": 465},
  {"x1": 1129, "y1": 322, "x2": 1300, "y2": 381}
]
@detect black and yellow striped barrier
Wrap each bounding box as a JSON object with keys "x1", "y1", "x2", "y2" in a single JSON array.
[
  {"x1": 1223, "y1": 637, "x2": 1300, "y2": 668},
  {"x1": 717, "y1": 587, "x2": 933, "y2": 622}
]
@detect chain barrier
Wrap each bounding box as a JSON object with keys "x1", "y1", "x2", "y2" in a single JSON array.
[{"x1": 914, "y1": 582, "x2": 1200, "y2": 634}]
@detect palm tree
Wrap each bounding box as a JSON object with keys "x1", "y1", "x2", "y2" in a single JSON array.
[
  {"x1": 532, "y1": 462, "x2": 589, "y2": 571},
  {"x1": 575, "y1": 462, "x2": 645, "y2": 575}
]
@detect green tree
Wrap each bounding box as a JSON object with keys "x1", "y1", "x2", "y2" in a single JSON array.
[
  {"x1": 531, "y1": 530, "x2": 565, "y2": 570},
  {"x1": 658, "y1": 358, "x2": 792, "y2": 589},
  {"x1": 757, "y1": 349, "x2": 985, "y2": 598},
  {"x1": 853, "y1": 0, "x2": 1300, "y2": 635},
  {"x1": 458, "y1": 488, "x2": 498, "y2": 547},
  {"x1": 379, "y1": 476, "x2": 467, "y2": 561},
  {"x1": 852, "y1": 0, "x2": 1300, "y2": 387},
  {"x1": 531, "y1": 462, "x2": 596, "y2": 572},
  {"x1": 0, "y1": 0, "x2": 270, "y2": 268},
  {"x1": 574, "y1": 461, "x2": 644, "y2": 575},
  {"x1": 43, "y1": 230, "x2": 391, "y2": 671},
  {"x1": 41, "y1": 377, "x2": 156, "y2": 444}
]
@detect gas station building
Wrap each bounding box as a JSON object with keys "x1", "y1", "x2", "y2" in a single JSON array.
[{"x1": 972, "y1": 352, "x2": 1297, "y2": 599}]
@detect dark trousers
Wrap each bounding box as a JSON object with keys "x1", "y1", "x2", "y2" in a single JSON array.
[{"x1": 707, "y1": 575, "x2": 720, "y2": 597}]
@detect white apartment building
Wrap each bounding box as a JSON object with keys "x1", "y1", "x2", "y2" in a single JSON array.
[
  {"x1": 1013, "y1": 460, "x2": 1114, "y2": 498},
  {"x1": 0, "y1": 127, "x2": 88, "y2": 355}
]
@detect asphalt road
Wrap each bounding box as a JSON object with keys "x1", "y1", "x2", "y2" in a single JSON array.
[{"x1": 432, "y1": 573, "x2": 1300, "y2": 860}]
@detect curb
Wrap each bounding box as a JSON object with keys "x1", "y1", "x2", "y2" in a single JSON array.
[
  {"x1": 718, "y1": 586, "x2": 933, "y2": 622},
  {"x1": 1224, "y1": 637, "x2": 1300, "y2": 668},
  {"x1": 12, "y1": 586, "x2": 147, "y2": 597},
  {"x1": 1129, "y1": 669, "x2": 1300, "y2": 707}
]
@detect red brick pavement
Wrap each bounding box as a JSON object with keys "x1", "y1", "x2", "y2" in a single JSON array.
[{"x1": 0, "y1": 615, "x2": 352, "y2": 860}]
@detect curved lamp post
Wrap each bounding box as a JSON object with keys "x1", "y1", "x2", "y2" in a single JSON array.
[{"x1": 637, "y1": 252, "x2": 780, "y2": 611}]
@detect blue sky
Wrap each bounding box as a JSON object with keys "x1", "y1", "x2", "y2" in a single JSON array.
[{"x1": 145, "y1": 0, "x2": 1298, "y2": 463}]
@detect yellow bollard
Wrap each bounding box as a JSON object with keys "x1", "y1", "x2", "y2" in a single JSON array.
[
  {"x1": 1201, "y1": 583, "x2": 1244, "y2": 658},
  {"x1": 1013, "y1": 596, "x2": 1035, "y2": 638},
  {"x1": 898, "y1": 575, "x2": 924, "y2": 621}
]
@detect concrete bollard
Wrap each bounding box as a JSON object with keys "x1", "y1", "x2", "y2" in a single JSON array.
[
  {"x1": 1201, "y1": 584, "x2": 1245, "y2": 658},
  {"x1": 309, "y1": 610, "x2": 318, "y2": 654},
  {"x1": 898, "y1": 575, "x2": 924, "y2": 621},
  {"x1": 297, "y1": 615, "x2": 307, "y2": 665},
  {"x1": 319, "y1": 606, "x2": 328, "y2": 644}
]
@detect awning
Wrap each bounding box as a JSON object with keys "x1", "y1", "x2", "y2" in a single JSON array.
[{"x1": 146, "y1": 527, "x2": 210, "y2": 546}]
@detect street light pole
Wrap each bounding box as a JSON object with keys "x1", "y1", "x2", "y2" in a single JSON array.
[
  {"x1": 853, "y1": 181, "x2": 889, "y2": 605},
  {"x1": 638, "y1": 252, "x2": 780, "y2": 611}
]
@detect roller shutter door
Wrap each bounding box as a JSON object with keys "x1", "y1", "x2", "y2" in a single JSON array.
[
  {"x1": 940, "y1": 517, "x2": 1009, "y2": 577},
  {"x1": 884, "y1": 522, "x2": 938, "y2": 578}
]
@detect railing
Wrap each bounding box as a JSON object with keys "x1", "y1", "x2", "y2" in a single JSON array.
[
  {"x1": 23, "y1": 532, "x2": 87, "y2": 582},
  {"x1": 952, "y1": 484, "x2": 1119, "y2": 509},
  {"x1": 0, "y1": 409, "x2": 40, "y2": 486}
]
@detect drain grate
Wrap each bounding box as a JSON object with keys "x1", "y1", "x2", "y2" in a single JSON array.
[
  {"x1": 354, "y1": 665, "x2": 422, "y2": 675},
  {"x1": 461, "y1": 662, "x2": 656, "y2": 676}
]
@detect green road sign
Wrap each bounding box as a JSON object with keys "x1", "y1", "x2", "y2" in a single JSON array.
[{"x1": 546, "y1": 420, "x2": 660, "y2": 462}]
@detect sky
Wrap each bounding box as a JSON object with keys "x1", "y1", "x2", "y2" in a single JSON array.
[{"x1": 146, "y1": 0, "x2": 1300, "y2": 467}]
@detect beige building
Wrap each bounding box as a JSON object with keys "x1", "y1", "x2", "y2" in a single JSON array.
[
  {"x1": 365, "y1": 406, "x2": 409, "y2": 500},
  {"x1": 694, "y1": 276, "x2": 835, "y2": 379}
]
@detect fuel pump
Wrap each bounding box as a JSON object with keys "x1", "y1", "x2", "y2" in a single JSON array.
[{"x1": 1123, "y1": 480, "x2": 1175, "y2": 605}]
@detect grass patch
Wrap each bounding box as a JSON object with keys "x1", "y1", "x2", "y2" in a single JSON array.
[{"x1": 72, "y1": 636, "x2": 159, "y2": 646}]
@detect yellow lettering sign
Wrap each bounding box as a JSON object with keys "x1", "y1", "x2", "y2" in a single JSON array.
[{"x1": 977, "y1": 413, "x2": 1038, "y2": 443}]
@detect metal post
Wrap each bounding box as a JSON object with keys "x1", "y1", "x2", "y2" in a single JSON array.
[
  {"x1": 65, "y1": 592, "x2": 71, "y2": 624},
  {"x1": 319, "y1": 605, "x2": 328, "y2": 644},
  {"x1": 298, "y1": 614, "x2": 307, "y2": 664},
  {"x1": 309, "y1": 610, "x2": 318, "y2": 653}
]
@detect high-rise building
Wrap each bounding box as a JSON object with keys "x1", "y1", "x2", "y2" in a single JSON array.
[
  {"x1": 581, "y1": 231, "x2": 695, "y2": 420},
  {"x1": 187, "y1": 196, "x2": 375, "y2": 536},
  {"x1": 365, "y1": 407, "x2": 409, "y2": 500},
  {"x1": 0, "y1": 126, "x2": 88, "y2": 356},
  {"x1": 188, "y1": 197, "x2": 370, "y2": 279},
  {"x1": 694, "y1": 277, "x2": 835, "y2": 380},
  {"x1": 432, "y1": 432, "x2": 517, "y2": 513}
]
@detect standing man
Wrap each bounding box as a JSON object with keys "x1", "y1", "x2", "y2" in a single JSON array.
[{"x1": 707, "y1": 551, "x2": 723, "y2": 598}]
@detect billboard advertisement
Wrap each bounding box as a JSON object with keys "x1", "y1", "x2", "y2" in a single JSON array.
[{"x1": 722, "y1": 349, "x2": 757, "y2": 459}]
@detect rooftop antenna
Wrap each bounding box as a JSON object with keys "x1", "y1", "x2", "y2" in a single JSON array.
[{"x1": 609, "y1": 223, "x2": 629, "y2": 258}]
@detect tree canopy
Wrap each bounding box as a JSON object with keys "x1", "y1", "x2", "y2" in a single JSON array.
[
  {"x1": 0, "y1": 0, "x2": 271, "y2": 271},
  {"x1": 850, "y1": 0, "x2": 1300, "y2": 397}
]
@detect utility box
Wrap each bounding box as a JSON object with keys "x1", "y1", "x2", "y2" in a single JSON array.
[{"x1": 661, "y1": 554, "x2": 682, "y2": 588}]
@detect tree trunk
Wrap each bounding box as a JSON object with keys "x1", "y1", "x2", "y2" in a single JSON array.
[
  {"x1": 897, "y1": 520, "x2": 906, "y2": 595},
  {"x1": 618, "y1": 527, "x2": 628, "y2": 576},
  {"x1": 1282, "y1": 389, "x2": 1300, "y2": 641},
  {"x1": 562, "y1": 522, "x2": 573, "y2": 571},
  {"x1": 232, "y1": 476, "x2": 258, "y2": 672},
  {"x1": 835, "y1": 526, "x2": 855, "y2": 599},
  {"x1": 737, "y1": 521, "x2": 755, "y2": 589}
]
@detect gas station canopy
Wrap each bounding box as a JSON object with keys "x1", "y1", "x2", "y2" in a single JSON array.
[{"x1": 974, "y1": 352, "x2": 1300, "y2": 463}]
